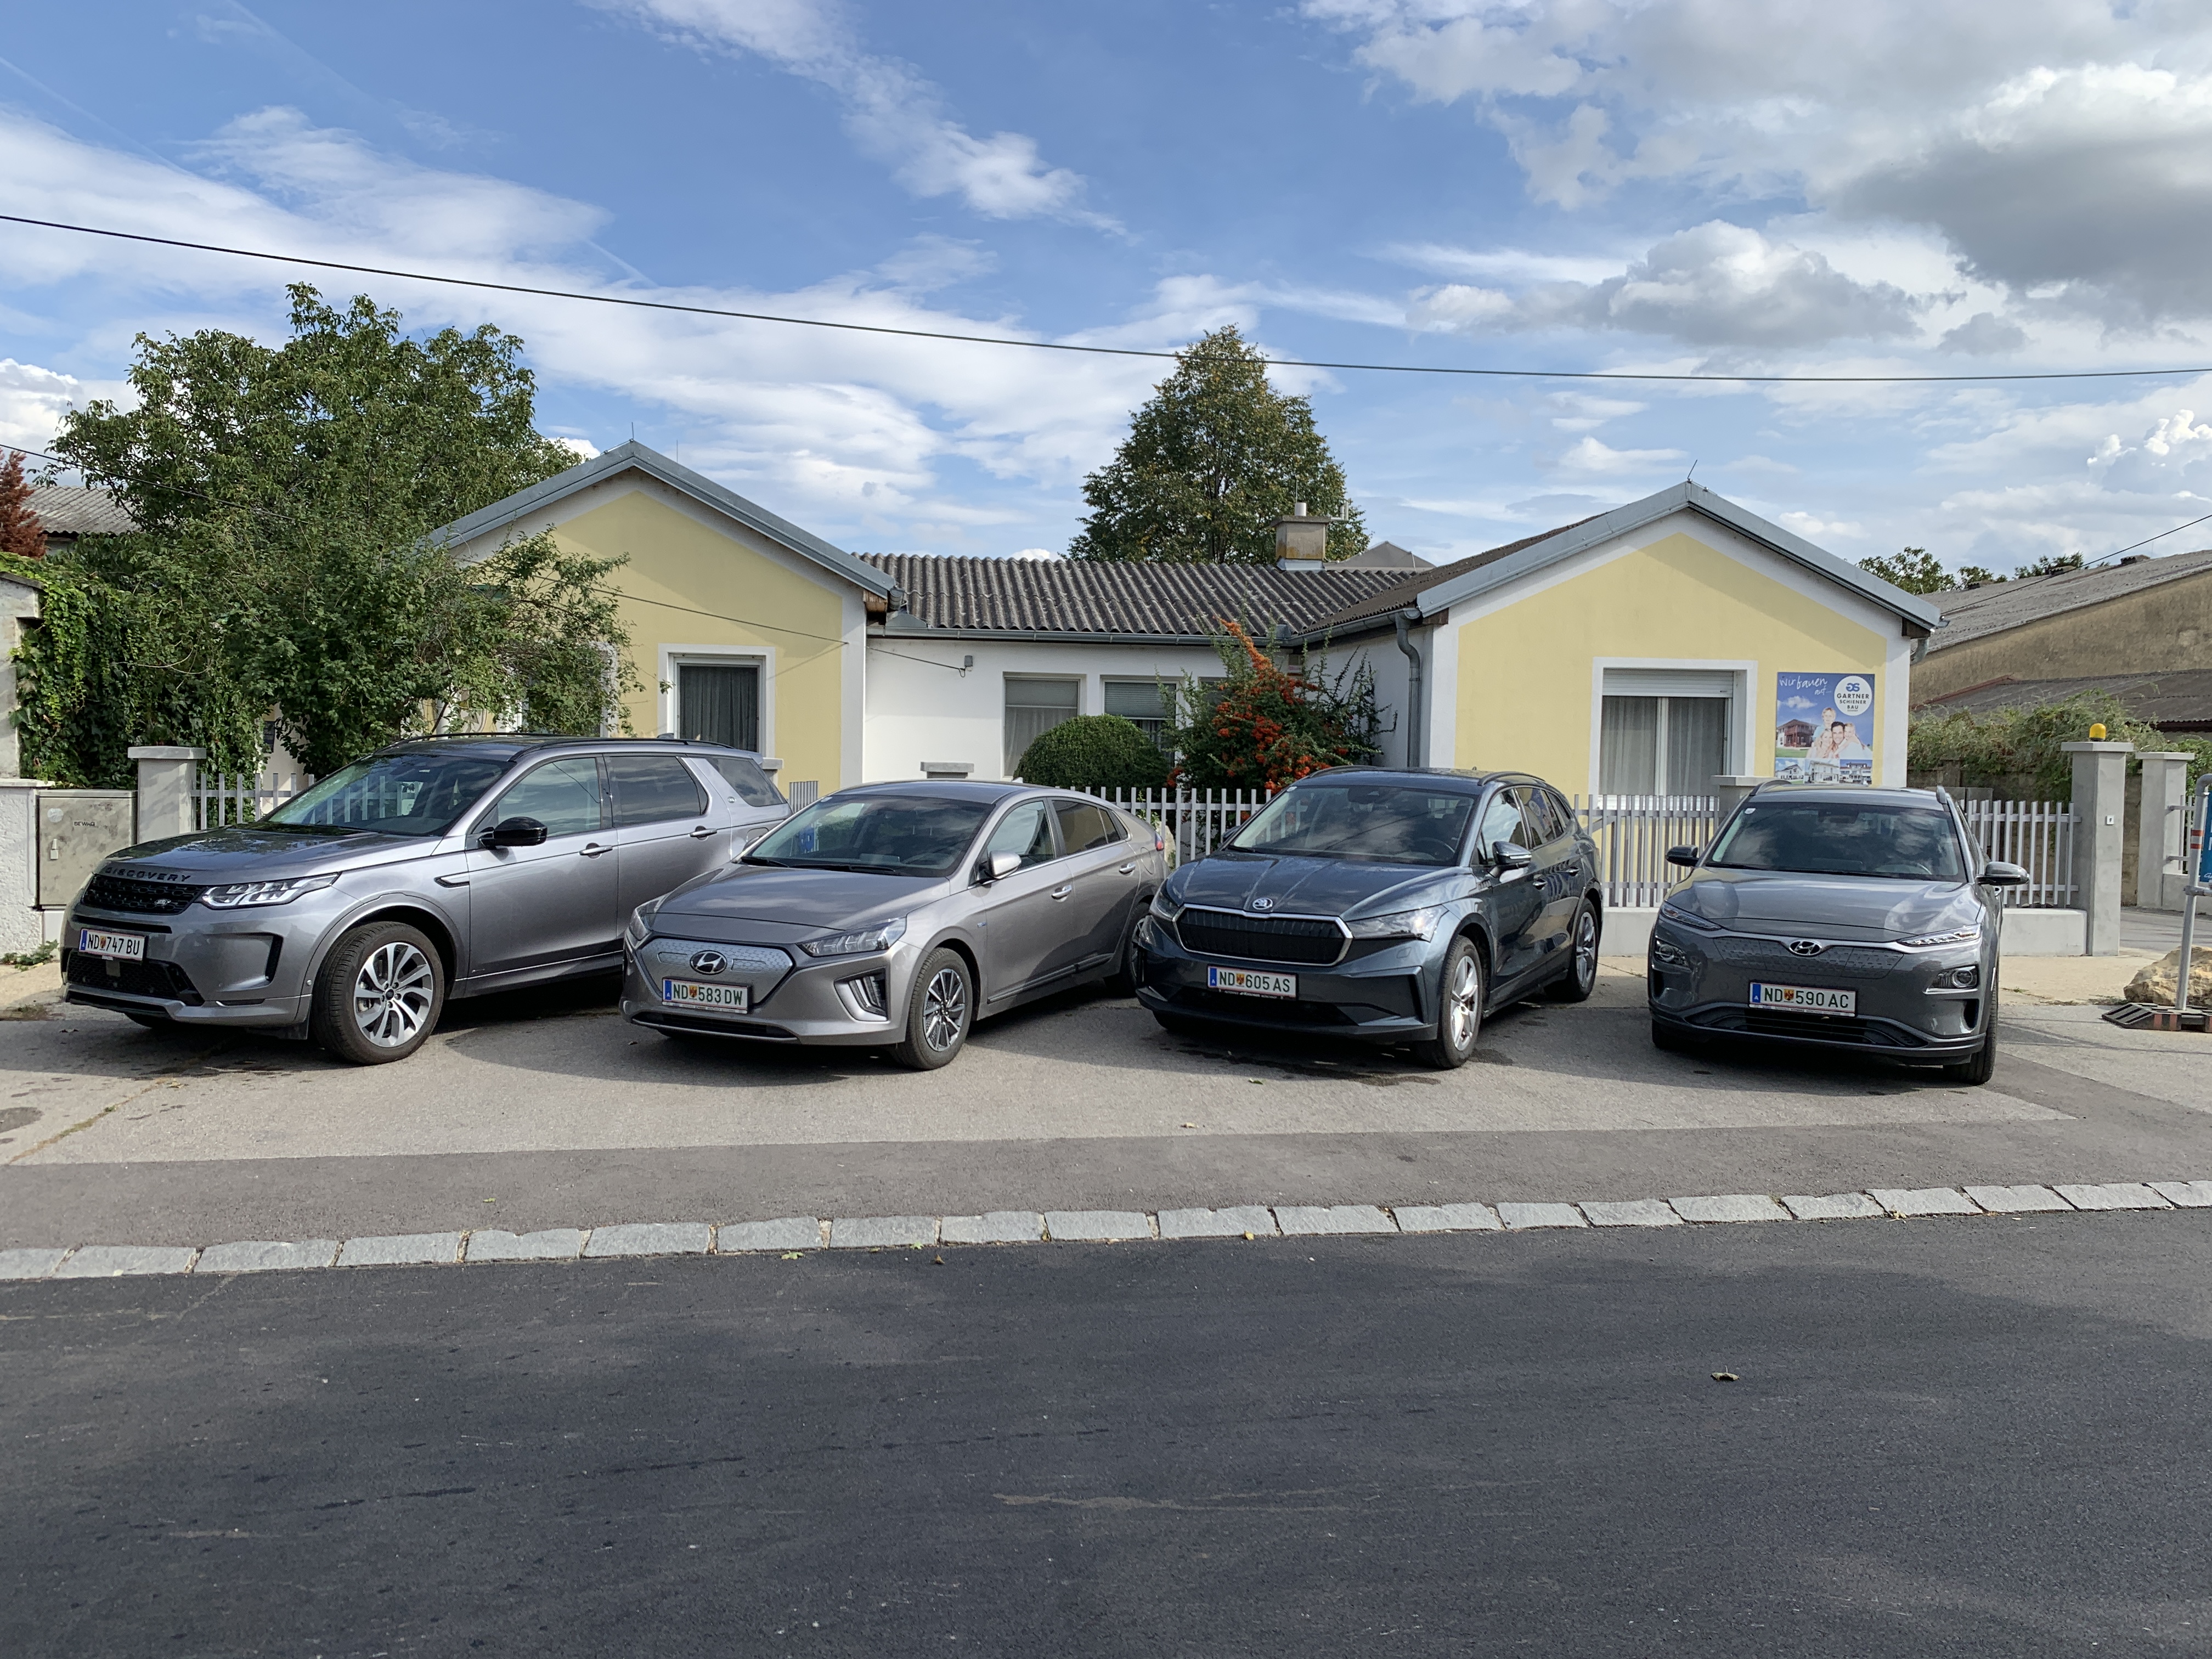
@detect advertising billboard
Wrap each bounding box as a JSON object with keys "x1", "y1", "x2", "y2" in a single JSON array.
[{"x1": 1774, "y1": 672, "x2": 1875, "y2": 784}]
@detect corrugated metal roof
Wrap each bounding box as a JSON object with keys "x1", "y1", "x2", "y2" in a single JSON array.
[
  {"x1": 29, "y1": 486, "x2": 134, "y2": 538},
  {"x1": 1913, "y1": 669, "x2": 2212, "y2": 730},
  {"x1": 1928, "y1": 546, "x2": 2212, "y2": 651},
  {"x1": 859, "y1": 552, "x2": 1404, "y2": 639}
]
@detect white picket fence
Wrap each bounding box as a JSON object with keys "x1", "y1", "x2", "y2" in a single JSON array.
[
  {"x1": 193, "y1": 771, "x2": 310, "y2": 830},
  {"x1": 1959, "y1": 799, "x2": 2076, "y2": 907},
  {"x1": 1570, "y1": 794, "x2": 1720, "y2": 910},
  {"x1": 1079, "y1": 787, "x2": 1271, "y2": 866}
]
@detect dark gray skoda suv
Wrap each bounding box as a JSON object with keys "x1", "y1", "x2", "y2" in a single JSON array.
[
  {"x1": 61, "y1": 736, "x2": 788, "y2": 1063},
  {"x1": 1135, "y1": 768, "x2": 1605, "y2": 1068},
  {"x1": 1647, "y1": 784, "x2": 2027, "y2": 1084}
]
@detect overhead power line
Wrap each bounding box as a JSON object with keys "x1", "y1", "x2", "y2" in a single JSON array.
[{"x1": 8, "y1": 212, "x2": 2212, "y2": 388}]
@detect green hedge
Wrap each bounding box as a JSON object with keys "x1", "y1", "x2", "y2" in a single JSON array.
[{"x1": 1014, "y1": 714, "x2": 1170, "y2": 791}]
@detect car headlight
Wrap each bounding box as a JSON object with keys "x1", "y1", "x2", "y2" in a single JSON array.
[
  {"x1": 1651, "y1": 935, "x2": 1691, "y2": 968},
  {"x1": 1900, "y1": 924, "x2": 1982, "y2": 949},
  {"x1": 199, "y1": 874, "x2": 338, "y2": 909},
  {"x1": 1658, "y1": 901, "x2": 1719, "y2": 932},
  {"x1": 1929, "y1": 963, "x2": 1982, "y2": 990},
  {"x1": 1149, "y1": 889, "x2": 1183, "y2": 922},
  {"x1": 799, "y1": 917, "x2": 909, "y2": 957},
  {"x1": 1345, "y1": 905, "x2": 1443, "y2": 941},
  {"x1": 625, "y1": 900, "x2": 661, "y2": 947}
]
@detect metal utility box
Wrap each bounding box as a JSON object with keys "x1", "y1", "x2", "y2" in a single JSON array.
[{"x1": 35, "y1": 789, "x2": 137, "y2": 909}]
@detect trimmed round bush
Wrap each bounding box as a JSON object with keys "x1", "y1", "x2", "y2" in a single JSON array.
[{"x1": 1015, "y1": 714, "x2": 1170, "y2": 791}]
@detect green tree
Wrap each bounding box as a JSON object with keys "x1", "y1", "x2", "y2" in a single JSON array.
[
  {"x1": 1909, "y1": 690, "x2": 2210, "y2": 797},
  {"x1": 24, "y1": 286, "x2": 630, "y2": 782},
  {"x1": 1166, "y1": 620, "x2": 1381, "y2": 789},
  {"x1": 1069, "y1": 327, "x2": 1366, "y2": 563},
  {"x1": 0, "y1": 450, "x2": 44, "y2": 557},
  {"x1": 1014, "y1": 714, "x2": 1171, "y2": 791},
  {"x1": 1858, "y1": 546, "x2": 1954, "y2": 594},
  {"x1": 2018, "y1": 551, "x2": 2086, "y2": 578}
]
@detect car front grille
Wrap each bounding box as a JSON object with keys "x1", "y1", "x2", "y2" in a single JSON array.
[
  {"x1": 81, "y1": 873, "x2": 204, "y2": 915},
  {"x1": 65, "y1": 952, "x2": 204, "y2": 1005},
  {"x1": 1174, "y1": 909, "x2": 1346, "y2": 966},
  {"x1": 1689, "y1": 1006, "x2": 1927, "y2": 1047},
  {"x1": 1706, "y1": 935, "x2": 1904, "y2": 980}
]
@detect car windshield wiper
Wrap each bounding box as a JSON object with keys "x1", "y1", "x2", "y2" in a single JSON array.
[
  {"x1": 742, "y1": 854, "x2": 792, "y2": 866},
  {"x1": 253, "y1": 822, "x2": 372, "y2": 837}
]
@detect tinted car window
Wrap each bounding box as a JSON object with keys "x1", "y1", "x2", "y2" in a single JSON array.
[
  {"x1": 712, "y1": 755, "x2": 783, "y2": 808},
  {"x1": 748, "y1": 794, "x2": 991, "y2": 877},
  {"x1": 1231, "y1": 783, "x2": 1476, "y2": 866},
  {"x1": 1708, "y1": 802, "x2": 1967, "y2": 881},
  {"x1": 607, "y1": 754, "x2": 709, "y2": 828},
  {"x1": 267, "y1": 751, "x2": 507, "y2": 838},
  {"x1": 493, "y1": 758, "x2": 602, "y2": 837},
  {"x1": 1052, "y1": 800, "x2": 1122, "y2": 853},
  {"x1": 982, "y1": 802, "x2": 1057, "y2": 871},
  {"x1": 1475, "y1": 789, "x2": 1526, "y2": 856},
  {"x1": 1543, "y1": 789, "x2": 1579, "y2": 842}
]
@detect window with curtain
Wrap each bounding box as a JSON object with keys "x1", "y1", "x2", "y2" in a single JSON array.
[
  {"x1": 1003, "y1": 678, "x2": 1080, "y2": 776},
  {"x1": 1102, "y1": 679, "x2": 1172, "y2": 750},
  {"x1": 1599, "y1": 695, "x2": 1729, "y2": 797},
  {"x1": 678, "y1": 662, "x2": 761, "y2": 752}
]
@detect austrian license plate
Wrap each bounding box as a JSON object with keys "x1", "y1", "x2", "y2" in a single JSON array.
[
  {"x1": 76, "y1": 928, "x2": 146, "y2": 962},
  {"x1": 661, "y1": 978, "x2": 750, "y2": 1012},
  {"x1": 1750, "y1": 981, "x2": 1855, "y2": 1015},
  {"x1": 1206, "y1": 965, "x2": 1296, "y2": 998}
]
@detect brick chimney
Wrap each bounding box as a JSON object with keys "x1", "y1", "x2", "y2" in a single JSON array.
[{"x1": 1273, "y1": 503, "x2": 1331, "y2": 569}]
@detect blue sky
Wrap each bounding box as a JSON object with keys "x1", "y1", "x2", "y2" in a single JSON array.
[{"x1": 4, "y1": 1, "x2": 2212, "y2": 573}]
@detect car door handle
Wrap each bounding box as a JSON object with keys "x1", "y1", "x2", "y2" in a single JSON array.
[
  {"x1": 434, "y1": 873, "x2": 469, "y2": 888},
  {"x1": 1051, "y1": 884, "x2": 1073, "y2": 900},
  {"x1": 1118, "y1": 861, "x2": 1136, "y2": 874},
  {"x1": 689, "y1": 826, "x2": 717, "y2": 839},
  {"x1": 579, "y1": 842, "x2": 612, "y2": 857}
]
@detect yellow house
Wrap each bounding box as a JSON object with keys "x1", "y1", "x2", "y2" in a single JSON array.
[{"x1": 431, "y1": 452, "x2": 1938, "y2": 800}]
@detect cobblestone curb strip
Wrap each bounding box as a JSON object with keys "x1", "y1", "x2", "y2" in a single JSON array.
[{"x1": 2, "y1": 1182, "x2": 2206, "y2": 1281}]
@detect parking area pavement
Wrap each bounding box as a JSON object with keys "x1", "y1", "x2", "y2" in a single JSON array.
[{"x1": 3, "y1": 957, "x2": 2208, "y2": 1249}]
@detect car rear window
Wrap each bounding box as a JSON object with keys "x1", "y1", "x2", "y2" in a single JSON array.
[
  {"x1": 1708, "y1": 802, "x2": 1967, "y2": 881},
  {"x1": 607, "y1": 754, "x2": 709, "y2": 827},
  {"x1": 1053, "y1": 799, "x2": 1122, "y2": 853},
  {"x1": 712, "y1": 755, "x2": 784, "y2": 808}
]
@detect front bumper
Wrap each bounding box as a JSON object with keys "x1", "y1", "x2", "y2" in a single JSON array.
[
  {"x1": 620, "y1": 929, "x2": 910, "y2": 1046},
  {"x1": 1133, "y1": 914, "x2": 1434, "y2": 1043},
  {"x1": 59, "y1": 898, "x2": 331, "y2": 1029},
  {"x1": 1646, "y1": 919, "x2": 1992, "y2": 1059}
]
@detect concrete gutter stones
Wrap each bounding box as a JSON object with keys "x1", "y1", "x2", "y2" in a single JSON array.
[{"x1": 7, "y1": 1178, "x2": 2211, "y2": 1282}]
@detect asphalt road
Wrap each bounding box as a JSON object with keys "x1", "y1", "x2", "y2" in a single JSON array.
[
  {"x1": 7, "y1": 1213, "x2": 2211, "y2": 1656},
  {"x1": 3, "y1": 962, "x2": 2207, "y2": 1248}
]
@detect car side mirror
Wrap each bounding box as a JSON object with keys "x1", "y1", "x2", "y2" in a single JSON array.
[
  {"x1": 1666, "y1": 844, "x2": 1701, "y2": 868},
  {"x1": 482, "y1": 815, "x2": 548, "y2": 849},
  {"x1": 1981, "y1": 860, "x2": 2030, "y2": 888},
  {"x1": 1492, "y1": 840, "x2": 1533, "y2": 870},
  {"x1": 980, "y1": 850, "x2": 1022, "y2": 883}
]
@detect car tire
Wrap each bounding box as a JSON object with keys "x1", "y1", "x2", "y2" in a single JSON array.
[
  {"x1": 1544, "y1": 901, "x2": 1600, "y2": 1002},
  {"x1": 1101, "y1": 919, "x2": 1141, "y2": 996},
  {"x1": 1411, "y1": 935, "x2": 1484, "y2": 1070},
  {"x1": 1650, "y1": 1018, "x2": 1700, "y2": 1054},
  {"x1": 891, "y1": 947, "x2": 973, "y2": 1071},
  {"x1": 309, "y1": 921, "x2": 445, "y2": 1066},
  {"x1": 1941, "y1": 1011, "x2": 1997, "y2": 1086}
]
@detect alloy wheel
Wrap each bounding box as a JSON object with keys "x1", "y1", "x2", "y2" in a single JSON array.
[
  {"x1": 1446, "y1": 951, "x2": 1480, "y2": 1049},
  {"x1": 1573, "y1": 907, "x2": 1598, "y2": 988},
  {"x1": 921, "y1": 964, "x2": 969, "y2": 1051},
  {"x1": 352, "y1": 941, "x2": 436, "y2": 1048}
]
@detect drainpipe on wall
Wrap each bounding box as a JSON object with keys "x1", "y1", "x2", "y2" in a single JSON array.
[{"x1": 1393, "y1": 612, "x2": 1425, "y2": 769}]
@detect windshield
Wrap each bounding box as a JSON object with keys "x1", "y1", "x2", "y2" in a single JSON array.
[
  {"x1": 1707, "y1": 801, "x2": 1967, "y2": 881},
  {"x1": 265, "y1": 751, "x2": 510, "y2": 838},
  {"x1": 747, "y1": 794, "x2": 991, "y2": 877},
  {"x1": 1227, "y1": 782, "x2": 1477, "y2": 866}
]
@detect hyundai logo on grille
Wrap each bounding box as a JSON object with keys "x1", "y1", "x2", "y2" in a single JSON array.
[
  {"x1": 1250, "y1": 896, "x2": 1276, "y2": 911},
  {"x1": 689, "y1": 950, "x2": 730, "y2": 976},
  {"x1": 1786, "y1": 939, "x2": 1826, "y2": 957}
]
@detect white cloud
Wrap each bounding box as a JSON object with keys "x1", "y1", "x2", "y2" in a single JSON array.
[
  {"x1": 1551, "y1": 435, "x2": 1687, "y2": 477},
  {"x1": 0, "y1": 359, "x2": 91, "y2": 452},
  {"x1": 1304, "y1": 1, "x2": 2212, "y2": 319},
  {"x1": 1938, "y1": 312, "x2": 2029, "y2": 356},
  {"x1": 598, "y1": 0, "x2": 1111, "y2": 226}
]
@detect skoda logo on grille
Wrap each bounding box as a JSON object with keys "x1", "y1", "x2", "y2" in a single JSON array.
[
  {"x1": 689, "y1": 950, "x2": 730, "y2": 976},
  {"x1": 1786, "y1": 939, "x2": 1826, "y2": 957},
  {"x1": 1250, "y1": 897, "x2": 1276, "y2": 912}
]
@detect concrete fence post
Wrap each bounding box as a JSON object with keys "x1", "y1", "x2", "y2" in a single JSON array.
[
  {"x1": 128, "y1": 746, "x2": 206, "y2": 843},
  {"x1": 2061, "y1": 739, "x2": 2134, "y2": 955},
  {"x1": 2135, "y1": 753, "x2": 2192, "y2": 915}
]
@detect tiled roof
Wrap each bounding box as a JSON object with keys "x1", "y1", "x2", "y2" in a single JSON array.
[
  {"x1": 1914, "y1": 669, "x2": 2212, "y2": 730},
  {"x1": 29, "y1": 486, "x2": 134, "y2": 539},
  {"x1": 860, "y1": 552, "x2": 1407, "y2": 639},
  {"x1": 1314, "y1": 520, "x2": 1593, "y2": 631},
  {"x1": 1342, "y1": 540, "x2": 1432, "y2": 569},
  {"x1": 1927, "y1": 546, "x2": 2212, "y2": 652}
]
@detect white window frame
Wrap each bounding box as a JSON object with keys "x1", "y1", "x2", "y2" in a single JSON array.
[
  {"x1": 659, "y1": 643, "x2": 775, "y2": 757},
  {"x1": 1002, "y1": 673, "x2": 1083, "y2": 777},
  {"x1": 1588, "y1": 658, "x2": 1754, "y2": 800}
]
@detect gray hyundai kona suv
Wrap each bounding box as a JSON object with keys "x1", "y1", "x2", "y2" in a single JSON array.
[
  {"x1": 1647, "y1": 783, "x2": 2028, "y2": 1084},
  {"x1": 1135, "y1": 768, "x2": 1606, "y2": 1068},
  {"x1": 61, "y1": 736, "x2": 788, "y2": 1063},
  {"x1": 622, "y1": 781, "x2": 1167, "y2": 1069}
]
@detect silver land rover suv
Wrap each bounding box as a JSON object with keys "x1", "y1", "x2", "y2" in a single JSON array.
[{"x1": 61, "y1": 736, "x2": 788, "y2": 1063}]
